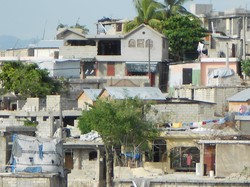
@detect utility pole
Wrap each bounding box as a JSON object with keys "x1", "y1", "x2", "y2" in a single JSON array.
[
  {"x1": 59, "y1": 96, "x2": 63, "y2": 139},
  {"x1": 148, "y1": 39, "x2": 151, "y2": 86},
  {"x1": 242, "y1": 15, "x2": 246, "y2": 60},
  {"x1": 226, "y1": 42, "x2": 229, "y2": 68}
]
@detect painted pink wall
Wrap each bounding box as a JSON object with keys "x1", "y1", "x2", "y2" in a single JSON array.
[{"x1": 201, "y1": 62, "x2": 238, "y2": 86}]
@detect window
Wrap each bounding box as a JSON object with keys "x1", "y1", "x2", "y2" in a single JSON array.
[
  {"x1": 116, "y1": 23, "x2": 122, "y2": 32},
  {"x1": 170, "y1": 147, "x2": 200, "y2": 171},
  {"x1": 54, "y1": 51, "x2": 59, "y2": 59},
  {"x1": 98, "y1": 40, "x2": 121, "y2": 55},
  {"x1": 84, "y1": 62, "x2": 96, "y2": 76},
  {"x1": 153, "y1": 139, "x2": 166, "y2": 162},
  {"x1": 89, "y1": 151, "x2": 97, "y2": 161},
  {"x1": 145, "y1": 39, "x2": 153, "y2": 48},
  {"x1": 137, "y1": 39, "x2": 144, "y2": 48},
  {"x1": 66, "y1": 40, "x2": 96, "y2": 46},
  {"x1": 128, "y1": 39, "x2": 136, "y2": 47},
  {"x1": 183, "y1": 68, "x2": 192, "y2": 84}
]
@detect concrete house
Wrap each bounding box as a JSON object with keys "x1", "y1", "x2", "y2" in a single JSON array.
[
  {"x1": 64, "y1": 131, "x2": 105, "y2": 187},
  {"x1": 148, "y1": 98, "x2": 216, "y2": 127},
  {"x1": 30, "y1": 40, "x2": 63, "y2": 59},
  {"x1": 168, "y1": 59, "x2": 241, "y2": 92},
  {"x1": 77, "y1": 88, "x2": 102, "y2": 110},
  {"x1": 58, "y1": 23, "x2": 169, "y2": 91},
  {"x1": 98, "y1": 87, "x2": 166, "y2": 102},
  {"x1": 227, "y1": 88, "x2": 250, "y2": 113},
  {"x1": 198, "y1": 139, "x2": 250, "y2": 178},
  {"x1": 1, "y1": 40, "x2": 63, "y2": 61},
  {"x1": 191, "y1": 4, "x2": 250, "y2": 60}
]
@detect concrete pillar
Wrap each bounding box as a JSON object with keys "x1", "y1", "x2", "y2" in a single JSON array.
[
  {"x1": 0, "y1": 134, "x2": 7, "y2": 169},
  {"x1": 200, "y1": 143, "x2": 205, "y2": 176}
]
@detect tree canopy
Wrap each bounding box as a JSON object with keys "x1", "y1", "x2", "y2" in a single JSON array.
[
  {"x1": 78, "y1": 98, "x2": 158, "y2": 187},
  {"x1": 125, "y1": 0, "x2": 206, "y2": 61},
  {"x1": 162, "y1": 15, "x2": 208, "y2": 61},
  {"x1": 241, "y1": 59, "x2": 250, "y2": 77},
  {"x1": 57, "y1": 23, "x2": 89, "y2": 34},
  {"x1": 0, "y1": 61, "x2": 62, "y2": 98},
  {"x1": 162, "y1": 0, "x2": 192, "y2": 18},
  {"x1": 124, "y1": 0, "x2": 165, "y2": 32}
]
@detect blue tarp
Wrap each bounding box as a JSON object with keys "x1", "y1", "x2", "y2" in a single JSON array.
[
  {"x1": 123, "y1": 152, "x2": 140, "y2": 160},
  {"x1": 23, "y1": 167, "x2": 42, "y2": 173}
]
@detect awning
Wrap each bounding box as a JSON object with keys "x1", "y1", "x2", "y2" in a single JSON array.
[
  {"x1": 81, "y1": 58, "x2": 96, "y2": 62},
  {"x1": 126, "y1": 62, "x2": 158, "y2": 73}
]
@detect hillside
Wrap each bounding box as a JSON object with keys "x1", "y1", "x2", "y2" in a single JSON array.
[{"x1": 0, "y1": 35, "x2": 38, "y2": 50}]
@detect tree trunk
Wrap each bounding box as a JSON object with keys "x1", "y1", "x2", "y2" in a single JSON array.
[{"x1": 105, "y1": 144, "x2": 114, "y2": 187}]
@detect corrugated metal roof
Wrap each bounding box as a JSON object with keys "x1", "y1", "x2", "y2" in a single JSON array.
[
  {"x1": 104, "y1": 87, "x2": 166, "y2": 100},
  {"x1": 83, "y1": 89, "x2": 102, "y2": 101},
  {"x1": 31, "y1": 40, "x2": 64, "y2": 48},
  {"x1": 227, "y1": 88, "x2": 250, "y2": 102}
]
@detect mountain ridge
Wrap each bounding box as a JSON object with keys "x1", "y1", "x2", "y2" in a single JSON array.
[{"x1": 0, "y1": 35, "x2": 39, "y2": 50}]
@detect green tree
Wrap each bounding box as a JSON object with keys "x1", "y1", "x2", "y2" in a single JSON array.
[
  {"x1": 241, "y1": 59, "x2": 250, "y2": 77},
  {"x1": 124, "y1": 0, "x2": 165, "y2": 32},
  {"x1": 57, "y1": 23, "x2": 89, "y2": 34},
  {"x1": 72, "y1": 23, "x2": 89, "y2": 34},
  {"x1": 78, "y1": 98, "x2": 158, "y2": 187},
  {"x1": 162, "y1": 0, "x2": 192, "y2": 18},
  {"x1": 162, "y1": 15, "x2": 207, "y2": 61},
  {"x1": 0, "y1": 61, "x2": 61, "y2": 98}
]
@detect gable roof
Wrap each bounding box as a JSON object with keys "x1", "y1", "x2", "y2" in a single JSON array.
[
  {"x1": 124, "y1": 24, "x2": 166, "y2": 39},
  {"x1": 100, "y1": 87, "x2": 166, "y2": 100},
  {"x1": 227, "y1": 88, "x2": 250, "y2": 102},
  {"x1": 56, "y1": 28, "x2": 86, "y2": 39},
  {"x1": 78, "y1": 89, "x2": 102, "y2": 101}
]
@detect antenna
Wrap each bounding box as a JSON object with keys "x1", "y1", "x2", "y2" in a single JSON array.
[
  {"x1": 42, "y1": 20, "x2": 47, "y2": 40},
  {"x1": 76, "y1": 17, "x2": 80, "y2": 26}
]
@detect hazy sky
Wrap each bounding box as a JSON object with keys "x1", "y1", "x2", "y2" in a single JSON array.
[{"x1": 0, "y1": 0, "x2": 249, "y2": 40}]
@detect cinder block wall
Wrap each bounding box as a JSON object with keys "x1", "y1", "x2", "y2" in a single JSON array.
[
  {"x1": 149, "y1": 103, "x2": 215, "y2": 124},
  {"x1": 0, "y1": 174, "x2": 65, "y2": 187},
  {"x1": 175, "y1": 86, "x2": 247, "y2": 116},
  {"x1": 46, "y1": 95, "x2": 61, "y2": 111}
]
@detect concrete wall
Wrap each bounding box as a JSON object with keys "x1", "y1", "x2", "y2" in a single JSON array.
[
  {"x1": 4, "y1": 49, "x2": 29, "y2": 57},
  {"x1": 59, "y1": 46, "x2": 97, "y2": 59},
  {"x1": 175, "y1": 86, "x2": 246, "y2": 116},
  {"x1": 0, "y1": 174, "x2": 66, "y2": 187},
  {"x1": 67, "y1": 148, "x2": 105, "y2": 187},
  {"x1": 0, "y1": 136, "x2": 7, "y2": 169},
  {"x1": 21, "y1": 98, "x2": 45, "y2": 111},
  {"x1": 200, "y1": 60, "x2": 238, "y2": 86},
  {"x1": 116, "y1": 181, "x2": 250, "y2": 187},
  {"x1": 54, "y1": 60, "x2": 80, "y2": 78},
  {"x1": 169, "y1": 62, "x2": 201, "y2": 90},
  {"x1": 122, "y1": 26, "x2": 167, "y2": 62},
  {"x1": 34, "y1": 48, "x2": 58, "y2": 58},
  {"x1": 148, "y1": 103, "x2": 215, "y2": 124},
  {"x1": 216, "y1": 144, "x2": 250, "y2": 177}
]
